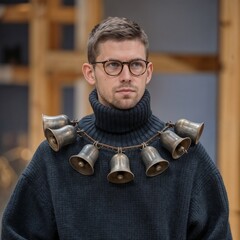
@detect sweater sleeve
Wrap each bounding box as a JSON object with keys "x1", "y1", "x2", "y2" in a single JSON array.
[
  {"x1": 187, "y1": 147, "x2": 232, "y2": 240},
  {"x1": 1, "y1": 143, "x2": 59, "y2": 240}
]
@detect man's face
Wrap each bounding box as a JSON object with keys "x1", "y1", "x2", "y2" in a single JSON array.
[{"x1": 89, "y1": 39, "x2": 153, "y2": 109}]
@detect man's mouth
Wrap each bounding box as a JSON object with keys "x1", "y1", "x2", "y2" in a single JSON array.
[{"x1": 116, "y1": 87, "x2": 135, "y2": 93}]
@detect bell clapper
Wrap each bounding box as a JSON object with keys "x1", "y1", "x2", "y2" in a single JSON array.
[
  {"x1": 78, "y1": 160, "x2": 85, "y2": 168},
  {"x1": 177, "y1": 146, "x2": 185, "y2": 154},
  {"x1": 50, "y1": 137, "x2": 57, "y2": 145},
  {"x1": 117, "y1": 173, "x2": 124, "y2": 180},
  {"x1": 155, "y1": 164, "x2": 162, "y2": 172}
]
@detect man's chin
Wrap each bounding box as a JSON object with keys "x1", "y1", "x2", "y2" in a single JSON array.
[{"x1": 114, "y1": 99, "x2": 137, "y2": 110}]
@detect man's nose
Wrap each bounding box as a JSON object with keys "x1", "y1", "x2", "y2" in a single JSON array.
[{"x1": 119, "y1": 64, "x2": 131, "y2": 81}]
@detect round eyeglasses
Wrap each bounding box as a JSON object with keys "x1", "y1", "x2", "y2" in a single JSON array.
[{"x1": 91, "y1": 59, "x2": 149, "y2": 76}]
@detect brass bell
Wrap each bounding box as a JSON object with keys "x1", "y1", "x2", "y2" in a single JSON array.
[
  {"x1": 107, "y1": 153, "x2": 134, "y2": 184},
  {"x1": 174, "y1": 119, "x2": 204, "y2": 144},
  {"x1": 159, "y1": 130, "x2": 191, "y2": 159},
  {"x1": 42, "y1": 114, "x2": 71, "y2": 135},
  {"x1": 141, "y1": 146, "x2": 169, "y2": 176},
  {"x1": 69, "y1": 144, "x2": 99, "y2": 175},
  {"x1": 45, "y1": 125, "x2": 77, "y2": 152}
]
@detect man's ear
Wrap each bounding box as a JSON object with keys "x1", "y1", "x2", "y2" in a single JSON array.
[
  {"x1": 82, "y1": 63, "x2": 96, "y2": 85},
  {"x1": 146, "y1": 62, "x2": 153, "y2": 84}
]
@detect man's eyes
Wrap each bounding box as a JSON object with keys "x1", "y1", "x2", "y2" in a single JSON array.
[
  {"x1": 106, "y1": 61, "x2": 121, "y2": 68},
  {"x1": 131, "y1": 61, "x2": 144, "y2": 68},
  {"x1": 105, "y1": 60, "x2": 144, "y2": 69}
]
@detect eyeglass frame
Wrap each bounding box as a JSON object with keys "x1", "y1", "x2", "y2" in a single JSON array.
[{"x1": 91, "y1": 59, "x2": 150, "y2": 76}]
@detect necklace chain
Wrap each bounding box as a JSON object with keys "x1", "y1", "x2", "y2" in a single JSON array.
[{"x1": 76, "y1": 122, "x2": 174, "y2": 152}]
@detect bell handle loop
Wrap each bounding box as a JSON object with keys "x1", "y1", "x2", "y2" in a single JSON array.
[
  {"x1": 161, "y1": 121, "x2": 175, "y2": 133},
  {"x1": 141, "y1": 142, "x2": 148, "y2": 149},
  {"x1": 93, "y1": 141, "x2": 100, "y2": 149},
  {"x1": 77, "y1": 128, "x2": 85, "y2": 135},
  {"x1": 117, "y1": 147, "x2": 123, "y2": 154},
  {"x1": 166, "y1": 121, "x2": 175, "y2": 128},
  {"x1": 157, "y1": 124, "x2": 172, "y2": 136},
  {"x1": 70, "y1": 119, "x2": 79, "y2": 126}
]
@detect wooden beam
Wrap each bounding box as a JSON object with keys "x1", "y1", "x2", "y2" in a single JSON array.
[
  {"x1": 5, "y1": 53, "x2": 219, "y2": 86},
  {"x1": 47, "y1": 76, "x2": 62, "y2": 115},
  {"x1": 47, "y1": 0, "x2": 62, "y2": 50},
  {"x1": 0, "y1": 65, "x2": 28, "y2": 84},
  {"x1": 45, "y1": 51, "x2": 85, "y2": 74},
  {"x1": 75, "y1": 0, "x2": 103, "y2": 52},
  {"x1": 0, "y1": 4, "x2": 30, "y2": 23},
  {"x1": 74, "y1": 0, "x2": 103, "y2": 118},
  {"x1": 11, "y1": 65, "x2": 29, "y2": 84},
  {"x1": 28, "y1": 0, "x2": 49, "y2": 152},
  {"x1": 49, "y1": 7, "x2": 75, "y2": 24},
  {"x1": 48, "y1": 72, "x2": 83, "y2": 84},
  {"x1": 0, "y1": 65, "x2": 82, "y2": 85},
  {"x1": 44, "y1": 51, "x2": 219, "y2": 74},
  {"x1": 218, "y1": 0, "x2": 240, "y2": 239},
  {"x1": 0, "y1": 4, "x2": 75, "y2": 24},
  {"x1": 150, "y1": 53, "x2": 219, "y2": 73}
]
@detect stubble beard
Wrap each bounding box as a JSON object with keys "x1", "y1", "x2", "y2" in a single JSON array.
[{"x1": 97, "y1": 86, "x2": 140, "y2": 110}]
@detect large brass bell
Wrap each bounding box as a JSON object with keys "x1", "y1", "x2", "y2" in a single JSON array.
[
  {"x1": 69, "y1": 144, "x2": 99, "y2": 175},
  {"x1": 42, "y1": 114, "x2": 71, "y2": 135},
  {"x1": 159, "y1": 130, "x2": 191, "y2": 159},
  {"x1": 141, "y1": 146, "x2": 169, "y2": 176},
  {"x1": 45, "y1": 125, "x2": 77, "y2": 152},
  {"x1": 174, "y1": 119, "x2": 204, "y2": 144},
  {"x1": 107, "y1": 153, "x2": 134, "y2": 184}
]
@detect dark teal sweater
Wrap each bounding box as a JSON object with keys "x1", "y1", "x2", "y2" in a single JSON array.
[{"x1": 2, "y1": 90, "x2": 232, "y2": 239}]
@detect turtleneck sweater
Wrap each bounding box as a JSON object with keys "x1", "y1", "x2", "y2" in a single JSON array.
[
  {"x1": 89, "y1": 89, "x2": 153, "y2": 133},
  {"x1": 1, "y1": 89, "x2": 232, "y2": 240},
  {"x1": 80, "y1": 89, "x2": 164, "y2": 147}
]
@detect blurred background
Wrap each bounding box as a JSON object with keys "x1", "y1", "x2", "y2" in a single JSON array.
[{"x1": 0, "y1": 0, "x2": 239, "y2": 239}]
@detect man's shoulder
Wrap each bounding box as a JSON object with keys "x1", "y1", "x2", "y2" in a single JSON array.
[{"x1": 77, "y1": 113, "x2": 95, "y2": 128}]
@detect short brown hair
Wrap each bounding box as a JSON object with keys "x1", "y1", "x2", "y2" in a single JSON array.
[{"x1": 87, "y1": 17, "x2": 149, "y2": 63}]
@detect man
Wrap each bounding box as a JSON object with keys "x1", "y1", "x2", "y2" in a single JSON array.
[{"x1": 2, "y1": 17, "x2": 232, "y2": 239}]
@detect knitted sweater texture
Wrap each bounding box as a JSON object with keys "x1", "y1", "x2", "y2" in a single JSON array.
[{"x1": 2, "y1": 90, "x2": 232, "y2": 240}]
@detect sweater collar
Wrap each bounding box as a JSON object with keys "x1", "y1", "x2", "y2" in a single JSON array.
[{"x1": 89, "y1": 89, "x2": 152, "y2": 133}]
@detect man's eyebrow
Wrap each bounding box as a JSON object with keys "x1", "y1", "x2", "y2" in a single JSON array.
[{"x1": 107, "y1": 58, "x2": 146, "y2": 62}]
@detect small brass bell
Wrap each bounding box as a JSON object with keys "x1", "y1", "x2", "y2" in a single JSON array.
[
  {"x1": 42, "y1": 114, "x2": 71, "y2": 135},
  {"x1": 174, "y1": 119, "x2": 204, "y2": 144},
  {"x1": 159, "y1": 130, "x2": 191, "y2": 159},
  {"x1": 69, "y1": 144, "x2": 99, "y2": 175},
  {"x1": 107, "y1": 153, "x2": 134, "y2": 184},
  {"x1": 141, "y1": 146, "x2": 169, "y2": 176},
  {"x1": 45, "y1": 125, "x2": 77, "y2": 151}
]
